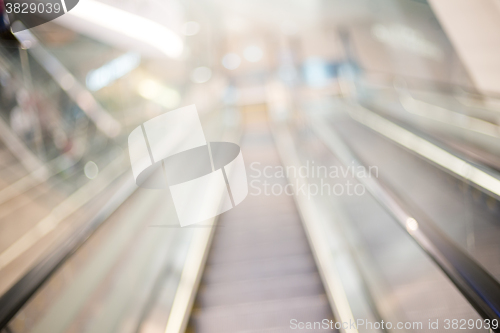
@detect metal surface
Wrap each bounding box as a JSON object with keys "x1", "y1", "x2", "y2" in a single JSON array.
[
  {"x1": 271, "y1": 121, "x2": 362, "y2": 333},
  {"x1": 187, "y1": 113, "x2": 335, "y2": 333},
  {"x1": 0, "y1": 174, "x2": 136, "y2": 329},
  {"x1": 310, "y1": 108, "x2": 500, "y2": 329}
]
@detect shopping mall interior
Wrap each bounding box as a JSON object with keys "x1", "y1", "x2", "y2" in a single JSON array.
[{"x1": 0, "y1": 0, "x2": 500, "y2": 332}]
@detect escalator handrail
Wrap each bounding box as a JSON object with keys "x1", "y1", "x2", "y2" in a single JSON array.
[
  {"x1": 0, "y1": 176, "x2": 137, "y2": 329},
  {"x1": 0, "y1": 108, "x2": 224, "y2": 330},
  {"x1": 358, "y1": 68, "x2": 500, "y2": 101},
  {"x1": 310, "y1": 111, "x2": 500, "y2": 330}
]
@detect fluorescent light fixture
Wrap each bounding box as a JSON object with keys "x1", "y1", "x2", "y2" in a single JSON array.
[
  {"x1": 86, "y1": 52, "x2": 140, "y2": 91},
  {"x1": 68, "y1": 0, "x2": 183, "y2": 58}
]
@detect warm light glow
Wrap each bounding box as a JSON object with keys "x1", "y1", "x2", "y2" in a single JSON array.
[
  {"x1": 406, "y1": 218, "x2": 419, "y2": 232},
  {"x1": 138, "y1": 79, "x2": 181, "y2": 109},
  {"x1": 68, "y1": 0, "x2": 184, "y2": 58}
]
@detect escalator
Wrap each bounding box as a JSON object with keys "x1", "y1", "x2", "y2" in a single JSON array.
[
  {"x1": 185, "y1": 106, "x2": 335, "y2": 333},
  {"x1": 1, "y1": 0, "x2": 500, "y2": 332},
  {"x1": 1, "y1": 92, "x2": 500, "y2": 333}
]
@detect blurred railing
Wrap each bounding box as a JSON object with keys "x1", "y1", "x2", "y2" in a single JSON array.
[
  {"x1": 0, "y1": 24, "x2": 232, "y2": 332},
  {"x1": 0, "y1": 29, "x2": 131, "y2": 330},
  {"x1": 273, "y1": 60, "x2": 500, "y2": 330},
  {"x1": 309, "y1": 112, "x2": 500, "y2": 326}
]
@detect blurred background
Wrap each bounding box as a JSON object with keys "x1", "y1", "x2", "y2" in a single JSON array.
[{"x1": 1, "y1": 0, "x2": 500, "y2": 332}]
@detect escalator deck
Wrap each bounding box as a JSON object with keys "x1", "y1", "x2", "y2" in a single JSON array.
[{"x1": 187, "y1": 114, "x2": 335, "y2": 333}]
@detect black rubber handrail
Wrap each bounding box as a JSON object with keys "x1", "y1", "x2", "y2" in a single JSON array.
[{"x1": 311, "y1": 115, "x2": 500, "y2": 332}]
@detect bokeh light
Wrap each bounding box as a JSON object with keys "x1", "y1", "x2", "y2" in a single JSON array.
[
  {"x1": 190, "y1": 66, "x2": 212, "y2": 83},
  {"x1": 222, "y1": 53, "x2": 241, "y2": 70},
  {"x1": 243, "y1": 45, "x2": 263, "y2": 62}
]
